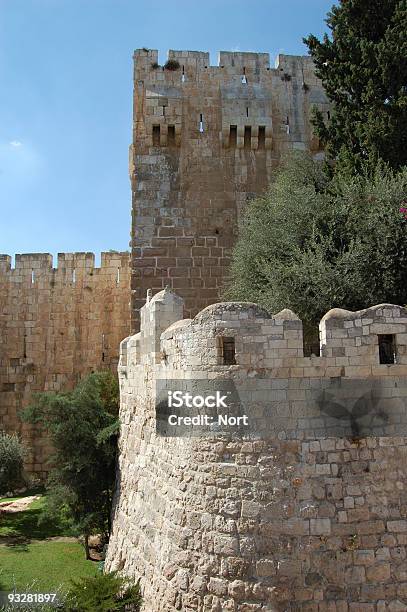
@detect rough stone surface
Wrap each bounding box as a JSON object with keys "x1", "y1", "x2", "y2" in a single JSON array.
[
  {"x1": 0, "y1": 252, "x2": 130, "y2": 474},
  {"x1": 106, "y1": 290, "x2": 407, "y2": 610}
]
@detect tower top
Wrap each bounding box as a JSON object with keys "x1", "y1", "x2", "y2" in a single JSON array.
[{"x1": 133, "y1": 48, "x2": 315, "y2": 80}]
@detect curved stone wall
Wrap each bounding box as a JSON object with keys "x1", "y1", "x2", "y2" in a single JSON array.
[{"x1": 106, "y1": 290, "x2": 407, "y2": 610}]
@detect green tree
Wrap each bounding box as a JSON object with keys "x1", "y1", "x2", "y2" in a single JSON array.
[
  {"x1": 0, "y1": 431, "x2": 26, "y2": 494},
  {"x1": 304, "y1": 0, "x2": 407, "y2": 171},
  {"x1": 21, "y1": 371, "x2": 120, "y2": 559},
  {"x1": 225, "y1": 153, "x2": 407, "y2": 340}
]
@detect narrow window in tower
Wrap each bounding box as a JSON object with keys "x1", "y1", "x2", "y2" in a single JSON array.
[
  {"x1": 102, "y1": 333, "x2": 106, "y2": 362},
  {"x1": 246, "y1": 107, "x2": 249, "y2": 118},
  {"x1": 152, "y1": 125, "x2": 161, "y2": 146},
  {"x1": 378, "y1": 334, "x2": 397, "y2": 364},
  {"x1": 116, "y1": 268, "x2": 120, "y2": 285},
  {"x1": 327, "y1": 110, "x2": 331, "y2": 120},
  {"x1": 199, "y1": 113, "x2": 204, "y2": 132},
  {"x1": 258, "y1": 126, "x2": 266, "y2": 150},
  {"x1": 167, "y1": 125, "x2": 176, "y2": 146},
  {"x1": 244, "y1": 126, "x2": 252, "y2": 149},
  {"x1": 229, "y1": 125, "x2": 237, "y2": 148},
  {"x1": 221, "y1": 337, "x2": 236, "y2": 365},
  {"x1": 181, "y1": 65, "x2": 185, "y2": 82},
  {"x1": 31, "y1": 270, "x2": 35, "y2": 284},
  {"x1": 241, "y1": 67, "x2": 247, "y2": 84}
]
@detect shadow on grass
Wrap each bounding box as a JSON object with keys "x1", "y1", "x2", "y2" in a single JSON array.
[
  {"x1": 5, "y1": 541, "x2": 29, "y2": 552},
  {"x1": 0, "y1": 498, "x2": 75, "y2": 546}
]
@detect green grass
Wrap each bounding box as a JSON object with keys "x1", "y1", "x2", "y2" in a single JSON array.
[
  {"x1": 0, "y1": 493, "x2": 97, "y2": 594},
  {"x1": 0, "y1": 541, "x2": 98, "y2": 591},
  {"x1": 0, "y1": 496, "x2": 75, "y2": 540}
]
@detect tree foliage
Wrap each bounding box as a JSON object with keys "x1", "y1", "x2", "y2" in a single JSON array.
[
  {"x1": 0, "y1": 431, "x2": 25, "y2": 494},
  {"x1": 225, "y1": 154, "x2": 407, "y2": 335},
  {"x1": 304, "y1": 0, "x2": 407, "y2": 171},
  {"x1": 21, "y1": 371, "x2": 120, "y2": 558}
]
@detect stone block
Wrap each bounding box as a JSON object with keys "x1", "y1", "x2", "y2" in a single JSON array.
[
  {"x1": 310, "y1": 518, "x2": 331, "y2": 535},
  {"x1": 366, "y1": 563, "x2": 391, "y2": 582}
]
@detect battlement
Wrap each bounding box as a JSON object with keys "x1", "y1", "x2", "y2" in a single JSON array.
[
  {"x1": 0, "y1": 252, "x2": 130, "y2": 283},
  {"x1": 122, "y1": 290, "x2": 407, "y2": 378},
  {"x1": 133, "y1": 48, "x2": 316, "y2": 82}
]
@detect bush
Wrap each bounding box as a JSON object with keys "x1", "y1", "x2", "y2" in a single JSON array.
[
  {"x1": 0, "y1": 431, "x2": 25, "y2": 494},
  {"x1": 64, "y1": 572, "x2": 142, "y2": 612},
  {"x1": 164, "y1": 59, "x2": 180, "y2": 71}
]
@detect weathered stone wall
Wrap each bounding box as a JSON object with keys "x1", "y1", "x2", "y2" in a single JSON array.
[
  {"x1": 130, "y1": 49, "x2": 329, "y2": 329},
  {"x1": 106, "y1": 289, "x2": 407, "y2": 610},
  {"x1": 0, "y1": 252, "x2": 131, "y2": 474}
]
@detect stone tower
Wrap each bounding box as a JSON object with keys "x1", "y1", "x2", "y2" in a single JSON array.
[
  {"x1": 106, "y1": 296, "x2": 407, "y2": 609},
  {"x1": 130, "y1": 49, "x2": 329, "y2": 330}
]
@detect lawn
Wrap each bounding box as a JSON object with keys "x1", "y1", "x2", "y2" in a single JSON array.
[
  {"x1": 0, "y1": 496, "x2": 74, "y2": 540},
  {"x1": 0, "y1": 495, "x2": 98, "y2": 592},
  {"x1": 0, "y1": 541, "x2": 98, "y2": 591}
]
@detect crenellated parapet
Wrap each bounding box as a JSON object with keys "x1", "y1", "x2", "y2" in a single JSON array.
[
  {"x1": 122, "y1": 290, "x2": 407, "y2": 379},
  {"x1": 0, "y1": 252, "x2": 130, "y2": 285}
]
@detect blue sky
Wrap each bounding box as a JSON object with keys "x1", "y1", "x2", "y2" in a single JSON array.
[{"x1": 0, "y1": 0, "x2": 334, "y2": 262}]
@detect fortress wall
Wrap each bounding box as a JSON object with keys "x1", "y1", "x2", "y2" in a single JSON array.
[
  {"x1": 106, "y1": 290, "x2": 407, "y2": 610},
  {"x1": 130, "y1": 50, "x2": 329, "y2": 330},
  {"x1": 0, "y1": 252, "x2": 131, "y2": 474}
]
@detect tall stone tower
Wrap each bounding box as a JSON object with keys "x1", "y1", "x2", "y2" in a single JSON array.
[{"x1": 130, "y1": 49, "x2": 329, "y2": 329}]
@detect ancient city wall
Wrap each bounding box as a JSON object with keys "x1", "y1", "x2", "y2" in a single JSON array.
[
  {"x1": 0, "y1": 252, "x2": 131, "y2": 474},
  {"x1": 130, "y1": 49, "x2": 329, "y2": 329},
  {"x1": 106, "y1": 289, "x2": 407, "y2": 610}
]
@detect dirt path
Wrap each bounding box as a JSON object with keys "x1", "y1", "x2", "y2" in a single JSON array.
[{"x1": 0, "y1": 495, "x2": 40, "y2": 513}]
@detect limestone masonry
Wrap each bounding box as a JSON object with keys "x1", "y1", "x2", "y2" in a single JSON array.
[
  {"x1": 130, "y1": 49, "x2": 328, "y2": 329},
  {"x1": 106, "y1": 288, "x2": 407, "y2": 610},
  {"x1": 0, "y1": 252, "x2": 130, "y2": 474}
]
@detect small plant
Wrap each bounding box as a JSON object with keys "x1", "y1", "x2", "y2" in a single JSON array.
[
  {"x1": 64, "y1": 572, "x2": 142, "y2": 612},
  {"x1": 151, "y1": 62, "x2": 160, "y2": 70},
  {"x1": 164, "y1": 59, "x2": 180, "y2": 71},
  {"x1": 159, "y1": 349, "x2": 168, "y2": 363},
  {"x1": 0, "y1": 431, "x2": 26, "y2": 494},
  {"x1": 342, "y1": 534, "x2": 359, "y2": 551},
  {"x1": 141, "y1": 47, "x2": 149, "y2": 52}
]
